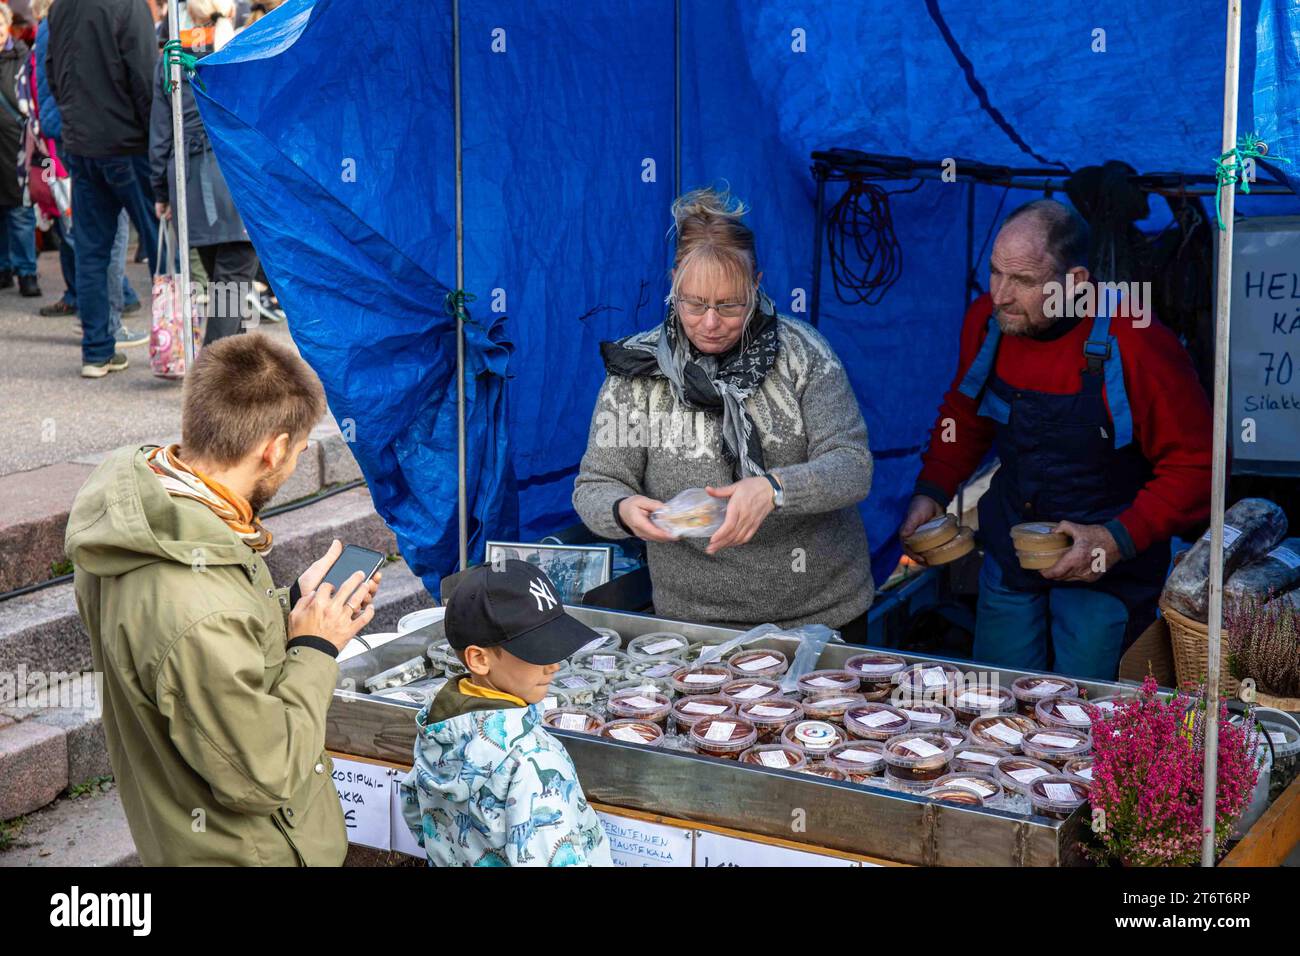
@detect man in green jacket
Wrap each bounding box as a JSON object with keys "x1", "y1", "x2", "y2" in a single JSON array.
[{"x1": 66, "y1": 334, "x2": 381, "y2": 866}]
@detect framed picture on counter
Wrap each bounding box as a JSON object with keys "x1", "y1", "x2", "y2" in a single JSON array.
[{"x1": 484, "y1": 541, "x2": 614, "y2": 604}]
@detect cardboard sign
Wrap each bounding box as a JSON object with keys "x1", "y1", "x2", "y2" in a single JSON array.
[{"x1": 332, "y1": 757, "x2": 393, "y2": 851}]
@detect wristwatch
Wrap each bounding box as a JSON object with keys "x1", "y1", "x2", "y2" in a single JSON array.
[{"x1": 764, "y1": 473, "x2": 784, "y2": 509}]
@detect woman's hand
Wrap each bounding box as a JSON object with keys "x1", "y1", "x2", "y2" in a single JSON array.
[
  {"x1": 617, "y1": 496, "x2": 678, "y2": 543},
  {"x1": 155, "y1": 201, "x2": 172, "y2": 221},
  {"x1": 704, "y1": 477, "x2": 775, "y2": 555}
]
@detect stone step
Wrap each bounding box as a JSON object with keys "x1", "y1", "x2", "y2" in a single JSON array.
[
  {"x1": 0, "y1": 786, "x2": 139, "y2": 867},
  {"x1": 0, "y1": 483, "x2": 401, "y2": 707},
  {"x1": 0, "y1": 555, "x2": 431, "y2": 822},
  {"x1": 0, "y1": 421, "x2": 363, "y2": 596}
]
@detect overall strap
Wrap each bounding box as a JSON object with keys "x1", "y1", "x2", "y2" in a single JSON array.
[
  {"x1": 957, "y1": 314, "x2": 1002, "y2": 400},
  {"x1": 1083, "y1": 293, "x2": 1134, "y2": 448}
]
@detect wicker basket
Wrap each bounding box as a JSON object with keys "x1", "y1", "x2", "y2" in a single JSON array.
[{"x1": 1160, "y1": 601, "x2": 1300, "y2": 711}]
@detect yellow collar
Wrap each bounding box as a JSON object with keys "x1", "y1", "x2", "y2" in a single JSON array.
[{"x1": 458, "y1": 678, "x2": 527, "y2": 708}]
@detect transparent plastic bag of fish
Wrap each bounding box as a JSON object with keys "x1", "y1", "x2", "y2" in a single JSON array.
[
  {"x1": 1162, "y1": 498, "x2": 1288, "y2": 621},
  {"x1": 650, "y1": 488, "x2": 727, "y2": 539}
]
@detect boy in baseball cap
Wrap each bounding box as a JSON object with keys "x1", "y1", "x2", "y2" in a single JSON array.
[{"x1": 399, "y1": 560, "x2": 612, "y2": 866}]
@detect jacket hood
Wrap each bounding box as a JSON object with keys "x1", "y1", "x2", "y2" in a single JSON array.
[
  {"x1": 65, "y1": 445, "x2": 256, "y2": 578},
  {"x1": 412, "y1": 682, "x2": 545, "y2": 804}
]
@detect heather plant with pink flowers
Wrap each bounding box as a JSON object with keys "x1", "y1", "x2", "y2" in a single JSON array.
[{"x1": 1087, "y1": 676, "x2": 1260, "y2": 866}]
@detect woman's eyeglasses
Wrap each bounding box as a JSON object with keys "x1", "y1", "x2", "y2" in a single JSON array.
[{"x1": 674, "y1": 296, "x2": 749, "y2": 319}]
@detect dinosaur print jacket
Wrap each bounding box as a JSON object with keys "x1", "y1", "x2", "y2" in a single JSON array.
[{"x1": 398, "y1": 680, "x2": 612, "y2": 867}]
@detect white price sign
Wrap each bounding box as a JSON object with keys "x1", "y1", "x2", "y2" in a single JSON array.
[
  {"x1": 694, "y1": 830, "x2": 867, "y2": 867},
  {"x1": 332, "y1": 757, "x2": 394, "y2": 851},
  {"x1": 598, "y1": 814, "x2": 693, "y2": 867}
]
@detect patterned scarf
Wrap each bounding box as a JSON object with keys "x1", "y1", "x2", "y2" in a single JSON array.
[
  {"x1": 599, "y1": 290, "x2": 781, "y2": 481},
  {"x1": 146, "y1": 444, "x2": 273, "y2": 553}
]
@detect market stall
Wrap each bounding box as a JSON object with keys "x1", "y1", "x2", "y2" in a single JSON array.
[{"x1": 324, "y1": 605, "x2": 1300, "y2": 867}]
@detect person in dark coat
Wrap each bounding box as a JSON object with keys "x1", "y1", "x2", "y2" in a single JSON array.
[
  {"x1": 150, "y1": 0, "x2": 256, "y2": 345},
  {"x1": 46, "y1": 0, "x2": 161, "y2": 378},
  {"x1": 0, "y1": 6, "x2": 40, "y2": 297}
]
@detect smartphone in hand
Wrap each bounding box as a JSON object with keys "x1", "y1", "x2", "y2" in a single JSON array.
[{"x1": 320, "y1": 545, "x2": 385, "y2": 595}]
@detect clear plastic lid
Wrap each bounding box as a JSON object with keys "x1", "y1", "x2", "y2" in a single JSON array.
[
  {"x1": 1010, "y1": 675, "x2": 1079, "y2": 704},
  {"x1": 670, "y1": 663, "x2": 732, "y2": 695},
  {"x1": 843, "y1": 652, "x2": 908, "y2": 685},
  {"x1": 950, "y1": 685, "x2": 1016, "y2": 719},
  {"x1": 573, "y1": 647, "x2": 632, "y2": 676},
  {"x1": 935, "y1": 770, "x2": 1003, "y2": 802},
  {"x1": 951, "y1": 745, "x2": 1007, "y2": 772},
  {"x1": 1088, "y1": 693, "x2": 1137, "y2": 717},
  {"x1": 1010, "y1": 521, "x2": 1071, "y2": 549},
  {"x1": 801, "y1": 691, "x2": 867, "y2": 722},
  {"x1": 552, "y1": 667, "x2": 606, "y2": 696},
  {"x1": 826, "y1": 740, "x2": 886, "y2": 776},
  {"x1": 799, "y1": 764, "x2": 848, "y2": 781},
  {"x1": 895, "y1": 662, "x2": 963, "y2": 696},
  {"x1": 843, "y1": 702, "x2": 911, "y2": 741},
  {"x1": 364, "y1": 656, "x2": 429, "y2": 693},
  {"x1": 626, "y1": 631, "x2": 691, "y2": 662},
  {"x1": 969, "y1": 713, "x2": 1039, "y2": 751},
  {"x1": 740, "y1": 744, "x2": 808, "y2": 771},
  {"x1": 398, "y1": 606, "x2": 446, "y2": 635},
  {"x1": 922, "y1": 785, "x2": 985, "y2": 807},
  {"x1": 1020, "y1": 727, "x2": 1092, "y2": 764},
  {"x1": 783, "y1": 719, "x2": 845, "y2": 755},
  {"x1": 599, "y1": 718, "x2": 665, "y2": 747},
  {"x1": 905, "y1": 513, "x2": 959, "y2": 551},
  {"x1": 796, "y1": 669, "x2": 861, "y2": 696},
  {"x1": 1063, "y1": 756, "x2": 1095, "y2": 782},
  {"x1": 689, "y1": 716, "x2": 759, "y2": 755},
  {"x1": 1263, "y1": 721, "x2": 1300, "y2": 756},
  {"x1": 726, "y1": 649, "x2": 789, "y2": 679},
  {"x1": 895, "y1": 700, "x2": 958, "y2": 732},
  {"x1": 737, "y1": 697, "x2": 803, "y2": 729},
  {"x1": 671, "y1": 694, "x2": 736, "y2": 729},
  {"x1": 425, "y1": 638, "x2": 451, "y2": 662},
  {"x1": 1027, "y1": 774, "x2": 1090, "y2": 817},
  {"x1": 610, "y1": 676, "x2": 676, "y2": 701},
  {"x1": 993, "y1": 755, "x2": 1059, "y2": 794},
  {"x1": 1034, "y1": 695, "x2": 1098, "y2": 731},
  {"x1": 721, "y1": 677, "x2": 783, "y2": 705},
  {"x1": 882, "y1": 732, "x2": 954, "y2": 771},
  {"x1": 607, "y1": 688, "x2": 673, "y2": 722},
  {"x1": 543, "y1": 707, "x2": 603, "y2": 734},
  {"x1": 575, "y1": 628, "x2": 622, "y2": 655},
  {"x1": 627, "y1": 658, "x2": 684, "y2": 681}
]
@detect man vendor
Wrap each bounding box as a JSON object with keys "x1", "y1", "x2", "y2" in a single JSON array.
[{"x1": 898, "y1": 200, "x2": 1211, "y2": 679}]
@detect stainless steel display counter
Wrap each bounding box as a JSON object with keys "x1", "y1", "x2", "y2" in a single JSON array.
[{"x1": 329, "y1": 606, "x2": 1132, "y2": 866}]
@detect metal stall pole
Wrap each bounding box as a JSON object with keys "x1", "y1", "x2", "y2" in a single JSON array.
[
  {"x1": 452, "y1": 0, "x2": 468, "y2": 571},
  {"x1": 1201, "y1": 0, "x2": 1243, "y2": 868},
  {"x1": 167, "y1": 0, "x2": 194, "y2": 369},
  {"x1": 810, "y1": 163, "x2": 825, "y2": 327}
]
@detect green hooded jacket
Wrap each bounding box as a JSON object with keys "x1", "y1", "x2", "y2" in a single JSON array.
[{"x1": 65, "y1": 446, "x2": 346, "y2": 866}]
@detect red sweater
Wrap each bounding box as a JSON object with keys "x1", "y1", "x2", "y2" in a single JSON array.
[{"x1": 916, "y1": 294, "x2": 1212, "y2": 556}]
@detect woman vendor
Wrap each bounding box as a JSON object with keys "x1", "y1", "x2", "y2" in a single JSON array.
[{"x1": 572, "y1": 187, "x2": 875, "y2": 642}]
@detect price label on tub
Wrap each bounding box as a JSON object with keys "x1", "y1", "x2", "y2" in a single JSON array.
[
  {"x1": 899, "y1": 738, "x2": 943, "y2": 758},
  {"x1": 683, "y1": 673, "x2": 721, "y2": 684},
  {"x1": 1034, "y1": 733, "x2": 1081, "y2": 749},
  {"x1": 737, "y1": 655, "x2": 780, "y2": 672},
  {"x1": 621, "y1": 695, "x2": 660, "y2": 710},
  {"x1": 953, "y1": 778, "x2": 994, "y2": 796},
  {"x1": 1009, "y1": 767, "x2": 1049, "y2": 784},
  {"x1": 749, "y1": 704, "x2": 794, "y2": 718},
  {"x1": 905, "y1": 709, "x2": 942, "y2": 723},
  {"x1": 957, "y1": 749, "x2": 999, "y2": 765},
  {"x1": 641, "y1": 639, "x2": 684, "y2": 655},
  {"x1": 836, "y1": 748, "x2": 880, "y2": 765},
  {"x1": 731, "y1": 684, "x2": 770, "y2": 701},
  {"x1": 682, "y1": 701, "x2": 727, "y2": 715},
  {"x1": 957, "y1": 692, "x2": 1001, "y2": 708},
  {"x1": 807, "y1": 676, "x2": 840, "y2": 688},
  {"x1": 1044, "y1": 782, "x2": 1079, "y2": 802},
  {"x1": 559, "y1": 677, "x2": 588, "y2": 690},
  {"x1": 1057, "y1": 704, "x2": 1090, "y2": 724},
  {"x1": 811, "y1": 697, "x2": 854, "y2": 708},
  {"x1": 704, "y1": 721, "x2": 737, "y2": 742},
  {"x1": 557, "y1": 713, "x2": 589, "y2": 731},
  {"x1": 857, "y1": 662, "x2": 899, "y2": 674},
  {"x1": 1028, "y1": 681, "x2": 1066, "y2": 697},
  {"x1": 598, "y1": 814, "x2": 692, "y2": 867},
  {"x1": 985, "y1": 723, "x2": 1023, "y2": 745},
  {"x1": 858, "y1": 710, "x2": 900, "y2": 728},
  {"x1": 921, "y1": 668, "x2": 948, "y2": 687},
  {"x1": 1269, "y1": 547, "x2": 1300, "y2": 571},
  {"x1": 332, "y1": 757, "x2": 393, "y2": 851},
  {"x1": 609, "y1": 726, "x2": 646, "y2": 743},
  {"x1": 1074, "y1": 766, "x2": 1094, "y2": 780},
  {"x1": 757, "y1": 749, "x2": 793, "y2": 768},
  {"x1": 541, "y1": 695, "x2": 558, "y2": 711},
  {"x1": 1269, "y1": 731, "x2": 1290, "y2": 745},
  {"x1": 591, "y1": 655, "x2": 617, "y2": 670}
]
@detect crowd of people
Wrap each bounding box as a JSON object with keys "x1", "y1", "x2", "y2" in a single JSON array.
[{"x1": 8, "y1": 0, "x2": 286, "y2": 379}]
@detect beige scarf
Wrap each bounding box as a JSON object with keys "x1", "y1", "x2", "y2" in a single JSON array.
[{"x1": 146, "y1": 444, "x2": 273, "y2": 553}]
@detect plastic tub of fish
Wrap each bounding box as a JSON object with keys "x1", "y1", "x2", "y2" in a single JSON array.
[
  {"x1": 949, "y1": 685, "x2": 1017, "y2": 725},
  {"x1": 882, "y1": 732, "x2": 954, "y2": 792},
  {"x1": 726, "y1": 649, "x2": 789, "y2": 679},
  {"x1": 801, "y1": 691, "x2": 867, "y2": 725},
  {"x1": 626, "y1": 631, "x2": 691, "y2": 663},
  {"x1": 782, "y1": 719, "x2": 846, "y2": 760},
  {"x1": 1034, "y1": 695, "x2": 1098, "y2": 732},
  {"x1": 721, "y1": 677, "x2": 783, "y2": 706},
  {"x1": 551, "y1": 669, "x2": 606, "y2": 709},
  {"x1": 740, "y1": 743, "x2": 808, "y2": 772},
  {"x1": 737, "y1": 697, "x2": 803, "y2": 743},
  {"x1": 935, "y1": 770, "x2": 1004, "y2": 806},
  {"x1": 1027, "y1": 774, "x2": 1090, "y2": 820},
  {"x1": 573, "y1": 647, "x2": 632, "y2": 678},
  {"x1": 922, "y1": 785, "x2": 985, "y2": 808},
  {"x1": 1019, "y1": 727, "x2": 1091, "y2": 767},
  {"x1": 543, "y1": 708, "x2": 603, "y2": 735},
  {"x1": 606, "y1": 688, "x2": 674, "y2": 728},
  {"x1": 599, "y1": 718, "x2": 665, "y2": 747},
  {"x1": 670, "y1": 695, "x2": 735, "y2": 735},
  {"x1": 364, "y1": 656, "x2": 429, "y2": 693},
  {"x1": 842, "y1": 652, "x2": 908, "y2": 698},
  {"x1": 968, "y1": 713, "x2": 1039, "y2": 752},
  {"x1": 670, "y1": 663, "x2": 732, "y2": 696},
  {"x1": 895, "y1": 700, "x2": 957, "y2": 732},
  {"x1": 895, "y1": 661, "x2": 965, "y2": 698},
  {"x1": 1010, "y1": 675, "x2": 1079, "y2": 715},
  {"x1": 825, "y1": 740, "x2": 886, "y2": 782},
  {"x1": 843, "y1": 701, "x2": 911, "y2": 742},
  {"x1": 796, "y1": 669, "x2": 861, "y2": 696},
  {"x1": 689, "y1": 715, "x2": 758, "y2": 760}
]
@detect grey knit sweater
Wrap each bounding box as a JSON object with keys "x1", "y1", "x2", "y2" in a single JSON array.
[{"x1": 572, "y1": 317, "x2": 874, "y2": 630}]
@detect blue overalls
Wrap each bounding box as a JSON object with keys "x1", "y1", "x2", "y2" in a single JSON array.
[{"x1": 957, "y1": 299, "x2": 1169, "y2": 679}]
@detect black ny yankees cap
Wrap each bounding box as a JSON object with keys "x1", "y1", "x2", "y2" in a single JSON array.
[{"x1": 444, "y1": 559, "x2": 600, "y2": 665}]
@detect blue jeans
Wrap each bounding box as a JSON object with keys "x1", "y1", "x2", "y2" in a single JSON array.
[
  {"x1": 65, "y1": 153, "x2": 158, "y2": 364},
  {"x1": 54, "y1": 216, "x2": 139, "y2": 308},
  {"x1": 972, "y1": 554, "x2": 1129, "y2": 680},
  {"x1": 0, "y1": 205, "x2": 37, "y2": 275}
]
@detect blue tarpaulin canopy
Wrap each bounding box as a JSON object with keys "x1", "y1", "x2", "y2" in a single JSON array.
[{"x1": 195, "y1": 0, "x2": 1300, "y2": 599}]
